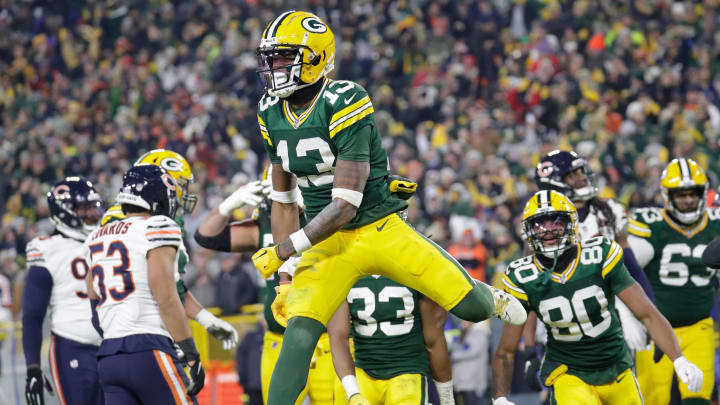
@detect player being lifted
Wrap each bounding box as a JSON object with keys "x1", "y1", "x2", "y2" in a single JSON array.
[
  {"x1": 250, "y1": 11, "x2": 525, "y2": 405},
  {"x1": 628, "y1": 158, "x2": 718, "y2": 405},
  {"x1": 23, "y1": 177, "x2": 105, "y2": 405},
  {"x1": 533, "y1": 151, "x2": 654, "y2": 372},
  {"x1": 102, "y1": 149, "x2": 239, "y2": 351},
  {"x1": 85, "y1": 165, "x2": 204, "y2": 404},
  {"x1": 492, "y1": 190, "x2": 703, "y2": 405},
  {"x1": 327, "y1": 275, "x2": 455, "y2": 405},
  {"x1": 194, "y1": 167, "x2": 338, "y2": 405}
]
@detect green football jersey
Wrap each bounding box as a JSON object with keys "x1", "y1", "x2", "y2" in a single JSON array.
[
  {"x1": 628, "y1": 207, "x2": 720, "y2": 327},
  {"x1": 502, "y1": 237, "x2": 636, "y2": 385},
  {"x1": 348, "y1": 275, "x2": 430, "y2": 380},
  {"x1": 257, "y1": 78, "x2": 407, "y2": 228}
]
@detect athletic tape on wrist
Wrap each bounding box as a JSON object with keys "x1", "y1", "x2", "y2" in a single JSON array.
[
  {"x1": 289, "y1": 229, "x2": 312, "y2": 254},
  {"x1": 341, "y1": 375, "x2": 360, "y2": 399},
  {"x1": 332, "y1": 188, "x2": 363, "y2": 208},
  {"x1": 270, "y1": 188, "x2": 298, "y2": 203}
]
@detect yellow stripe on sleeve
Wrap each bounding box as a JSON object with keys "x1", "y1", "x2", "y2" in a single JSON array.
[
  {"x1": 601, "y1": 243, "x2": 624, "y2": 278},
  {"x1": 329, "y1": 105, "x2": 374, "y2": 138},
  {"x1": 502, "y1": 275, "x2": 528, "y2": 301},
  {"x1": 329, "y1": 95, "x2": 371, "y2": 126},
  {"x1": 628, "y1": 219, "x2": 651, "y2": 237}
]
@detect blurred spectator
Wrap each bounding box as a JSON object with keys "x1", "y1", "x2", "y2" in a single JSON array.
[
  {"x1": 448, "y1": 228, "x2": 488, "y2": 282},
  {"x1": 448, "y1": 319, "x2": 491, "y2": 404},
  {"x1": 214, "y1": 254, "x2": 259, "y2": 315}
]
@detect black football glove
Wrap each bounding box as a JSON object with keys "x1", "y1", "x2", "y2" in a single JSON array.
[
  {"x1": 177, "y1": 338, "x2": 205, "y2": 396},
  {"x1": 522, "y1": 346, "x2": 543, "y2": 391},
  {"x1": 25, "y1": 367, "x2": 54, "y2": 405}
]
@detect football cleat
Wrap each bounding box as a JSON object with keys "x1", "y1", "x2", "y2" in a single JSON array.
[{"x1": 490, "y1": 285, "x2": 527, "y2": 325}]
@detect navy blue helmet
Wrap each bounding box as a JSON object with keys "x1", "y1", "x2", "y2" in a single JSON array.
[
  {"x1": 534, "y1": 150, "x2": 598, "y2": 202},
  {"x1": 48, "y1": 177, "x2": 104, "y2": 238},
  {"x1": 116, "y1": 164, "x2": 178, "y2": 218}
]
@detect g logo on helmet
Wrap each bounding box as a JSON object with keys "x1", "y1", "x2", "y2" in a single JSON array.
[
  {"x1": 160, "y1": 157, "x2": 183, "y2": 173},
  {"x1": 537, "y1": 161, "x2": 553, "y2": 178},
  {"x1": 302, "y1": 17, "x2": 327, "y2": 33}
]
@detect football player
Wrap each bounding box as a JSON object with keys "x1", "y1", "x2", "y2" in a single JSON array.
[
  {"x1": 492, "y1": 190, "x2": 703, "y2": 405},
  {"x1": 23, "y1": 177, "x2": 105, "y2": 405},
  {"x1": 327, "y1": 275, "x2": 455, "y2": 405},
  {"x1": 86, "y1": 164, "x2": 204, "y2": 404},
  {"x1": 101, "y1": 149, "x2": 239, "y2": 350},
  {"x1": 251, "y1": 11, "x2": 526, "y2": 404},
  {"x1": 532, "y1": 150, "x2": 654, "y2": 385},
  {"x1": 627, "y1": 158, "x2": 718, "y2": 405},
  {"x1": 194, "y1": 167, "x2": 338, "y2": 405}
]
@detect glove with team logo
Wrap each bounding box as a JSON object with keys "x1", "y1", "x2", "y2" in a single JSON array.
[
  {"x1": 673, "y1": 356, "x2": 704, "y2": 393},
  {"x1": 25, "y1": 367, "x2": 54, "y2": 405},
  {"x1": 271, "y1": 282, "x2": 291, "y2": 327},
  {"x1": 195, "y1": 309, "x2": 239, "y2": 350},
  {"x1": 348, "y1": 393, "x2": 371, "y2": 405},
  {"x1": 218, "y1": 180, "x2": 265, "y2": 216},
  {"x1": 177, "y1": 338, "x2": 205, "y2": 396},
  {"x1": 252, "y1": 246, "x2": 286, "y2": 278}
]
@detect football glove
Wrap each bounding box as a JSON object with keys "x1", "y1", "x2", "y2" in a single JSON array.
[
  {"x1": 218, "y1": 180, "x2": 265, "y2": 216},
  {"x1": 522, "y1": 346, "x2": 542, "y2": 391},
  {"x1": 388, "y1": 175, "x2": 418, "y2": 200},
  {"x1": 195, "y1": 309, "x2": 239, "y2": 350},
  {"x1": 673, "y1": 356, "x2": 703, "y2": 393},
  {"x1": 25, "y1": 367, "x2": 54, "y2": 405},
  {"x1": 348, "y1": 393, "x2": 371, "y2": 405},
  {"x1": 177, "y1": 338, "x2": 205, "y2": 396},
  {"x1": 492, "y1": 397, "x2": 515, "y2": 405},
  {"x1": 252, "y1": 246, "x2": 286, "y2": 278},
  {"x1": 261, "y1": 178, "x2": 273, "y2": 197},
  {"x1": 271, "y1": 282, "x2": 291, "y2": 327},
  {"x1": 616, "y1": 298, "x2": 647, "y2": 352}
]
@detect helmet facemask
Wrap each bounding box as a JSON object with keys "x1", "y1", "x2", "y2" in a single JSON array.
[
  {"x1": 523, "y1": 212, "x2": 577, "y2": 257},
  {"x1": 175, "y1": 176, "x2": 197, "y2": 215},
  {"x1": 258, "y1": 39, "x2": 317, "y2": 98},
  {"x1": 665, "y1": 185, "x2": 707, "y2": 225},
  {"x1": 562, "y1": 165, "x2": 598, "y2": 202}
]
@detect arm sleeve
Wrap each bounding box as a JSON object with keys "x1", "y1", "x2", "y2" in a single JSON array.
[
  {"x1": 145, "y1": 216, "x2": 183, "y2": 250},
  {"x1": 257, "y1": 112, "x2": 280, "y2": 164},
  {"x1": 601, "y1": 243, "x2": 636, "y2": 295},
  {"x1": 22, "y1": 266, "x2": 53, "y2": 366},
  {"x1": 623, "y1": 247, "x2": 655, "y2": 302},
  {"x1": 702, "y1": 236, "x2": 720, "y2": 268},
  {"x1": 329, "y1": 84, "x2": 375, "y2": 162},
  {"x1": 335, "y1": 123, "x2": 372, "y2": 162}
]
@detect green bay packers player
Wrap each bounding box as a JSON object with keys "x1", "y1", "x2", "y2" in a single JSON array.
[
  {"x1": 194, "y1": 169, "x2": 338, "y2": 405},
  {"x1": 492, "y1": 190, "x2": 702, "y2": 405},
  {"x1": 627, "y1": 158, "x2": 717, "y2": 405},
  {"x1": 327, "y1": 275, "x2": 454, "y2": 405},
  {"x1": 250, "y1": 11, "x2": 526, "y2": 405},
  {"x1": 101, "y1": 149, "x2": 239, "y2": 350}
]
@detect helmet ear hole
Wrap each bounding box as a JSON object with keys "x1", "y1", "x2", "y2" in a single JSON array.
[{"x1": 312, "y1": 54, "x2": 321, "y2": 66}]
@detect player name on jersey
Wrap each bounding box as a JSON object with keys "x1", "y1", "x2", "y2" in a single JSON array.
[{"x1": 91, "y1": 221, "x2": 131, "y2": 240}]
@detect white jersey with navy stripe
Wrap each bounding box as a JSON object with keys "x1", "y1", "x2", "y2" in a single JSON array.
[
  {"x1": 26, "y1": 234, "x2": 102, "y2": 345},
  {"x1": 577, "y1": 199, "x2": 628, "y2": 241},
  {"x1": 85, "y1": 215, "x2": 182, "y2": 340}
]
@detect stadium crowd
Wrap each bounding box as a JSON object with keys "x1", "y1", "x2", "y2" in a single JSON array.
[{"x1": 2, "y1": 0, "x2": 720, "y2": 400}]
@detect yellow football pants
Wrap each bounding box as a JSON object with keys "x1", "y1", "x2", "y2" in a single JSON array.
[
  {"x1": 262, "y1": 331, "x2": 336, "y2": 404},
  {"x1": 636, "y1": 317, "x2": 714, "y2": 405},
  {"x1": 288, "y1": 213, "x2": 474, "y2": 325},
  {"x1": 550, "y1": 368, "x2": 643, "y2": 405},
  {"x1": 334, "y1": 368, "x2": 427, "y2": 405}
]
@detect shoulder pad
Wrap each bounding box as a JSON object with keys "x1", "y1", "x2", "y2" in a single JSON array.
[
  {"x1": 25, "y1": 237, "x2": 47, "y2": 267},
  {"x1": 146, "y1": 215, "x2": 182, "y2": 245},
  {"x1": 505, "y1": 255, "x2": 541, "y2": 286}
]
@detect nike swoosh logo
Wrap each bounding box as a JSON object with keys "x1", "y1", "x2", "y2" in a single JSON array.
[
  {"x1": 344, "y1": 94, "x2": 356, "y2": 105},
  {"x1": 376, "y1": 219, "x2": 389, "y2": 232}
]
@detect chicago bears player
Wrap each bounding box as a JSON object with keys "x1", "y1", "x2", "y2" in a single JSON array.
[
  {"x1": 327, "y1": 275, "x2": 455, "y2": 405},
  {"x1": 86, "y1": 165, "x2": 204, "y2": 404},
  {"x1": 23, "y1": 177, "x2": 105, "y2": 405},
  {"x1": 195, "y1": 167, "x2": 339, "y2": 405},
  {"x1": 101, "y1": 149, "x2": 238, "y2": 350},
  {"x1": 492, "y1": 190, "x2": 703, "y2": 405},
  {"x1": 250, "y1": 11, "x2": 525, "y2": 404},
  {"x1": 628, "y1": 158, "x2": 719, "y2": 405}
]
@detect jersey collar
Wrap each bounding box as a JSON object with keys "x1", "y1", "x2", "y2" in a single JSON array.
[
  {"x1": 533, "y1": 244, "x2": 581, "y2": 284},
  {"x1": 282, "y1": 78, "x2": 328, "y2": 129},
  {"x1": 661, "y1": 209, "x2": 708, "y2": 239}
]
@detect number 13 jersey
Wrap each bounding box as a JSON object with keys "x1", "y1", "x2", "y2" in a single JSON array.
[
  {"x1": 502, "y1": 237, "x2": 636, "y2": 385},
  {"x1": 628, "y1": 207, "x2": 720, "y2": 327},
  {"x1": 84, "y1": 215, "x2": 182, "y2": 340},
  {"x1": 257, "y1": 78, "x2": 406, "y2": 228}
]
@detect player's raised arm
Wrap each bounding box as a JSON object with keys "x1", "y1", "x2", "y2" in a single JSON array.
[{"x1": 419, "y1": 297, "x2": 454, "y2": 405}]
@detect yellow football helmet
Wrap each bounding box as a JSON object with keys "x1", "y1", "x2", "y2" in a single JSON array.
[
  {"x1": 257, "y1": 11, "x2": 335, "y2": 98},
  {"x1": 660, "y1": 158, "x2": 708, "y2": 224},
  {"x1": 522, "y1": 190, "x2": 579, "y2": 256},
  {"x1": 100, "y1": 204, "x2": 125, "y2": 226},
  {"x1": 135, "y1": 149, "x2": 197, "y2": 214}
]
